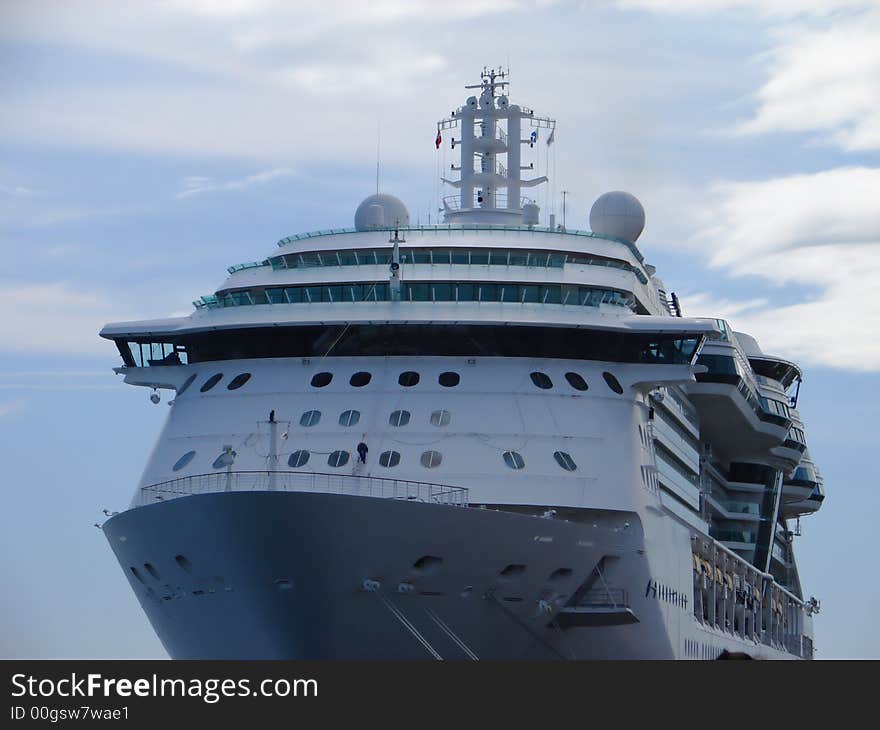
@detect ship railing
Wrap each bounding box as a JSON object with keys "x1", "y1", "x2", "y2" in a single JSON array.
[
  {"x1": 442, "y1": 193, "x2": 535, "y2": 211},
  {"x1": 138, "y1": 470, "x2": 469, "y2": 508}
]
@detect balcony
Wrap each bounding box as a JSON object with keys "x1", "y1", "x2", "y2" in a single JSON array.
[
  {"x1": 137, "y1": 471, "x2": 469, "y2": 508},
  {"x1": 686, "y1": 356, "x2": 792, "y2": 462}
]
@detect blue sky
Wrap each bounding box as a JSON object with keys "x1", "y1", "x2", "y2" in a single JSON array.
[{"x1": 1, "y1": 0, "x2": 878, "y2": 658}]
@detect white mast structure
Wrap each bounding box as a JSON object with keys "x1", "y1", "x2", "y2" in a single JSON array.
[{"x1": 438, "y1": 67, "x2": 555, "y2": 225}]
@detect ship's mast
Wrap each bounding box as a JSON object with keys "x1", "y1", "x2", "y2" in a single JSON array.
[{"x1": 438, "y1": 67, "x2": 555, "y2": 225}]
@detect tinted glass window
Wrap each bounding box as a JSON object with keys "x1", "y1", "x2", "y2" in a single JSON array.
[
  {"x1": 564, "y1": 372, "x2": 588, "y2": 391},
  {"x1": 288, "y1": 450, "x2": 310, "y2": 468},
  {"x1": 177, "y1": 373, "x2": 197, "y2": 396},
  {"x1": 328, "y1": 450, "x2": 350, "y2": 468},
  {"x1": 172, "y1": 450, "x2": 196, "y2": 472},
  {"x1": 311, "y1": 372, "x2": 332, "y2": 388},
  {"x1": 300, "y1": 410, "x2": 321, "y2": 427},
  {"x1": 439, "y1": 371, "x2": 460, "y2": 387},
  {"x1": 602, "y1": 371, "x2": 624, "y2": 394},
  {"x1": 200, "y1": 373, "x2": 223, "y2": 392},
  {"x1": 554, "y1": 451, "x2": 577, "y2": 472},
  {"x1": 430, "y1": 409, "x2": 451, "y2": 427},
  {"x1": 420, "y1": 450, "x2": 442, "y2": 468},
  {"x1": 227, "y1": 373, "x2": 251, "y2": 390},
  {"x1": 379, "y1": 450, "x2": 401, "y2": 468},
  {"x1": 530, "y1": 372, "x2": 553, "y2": 389},
  {"x1": 502, "y1": 451, "x2": 525, "y2": 470},
  {"x1": 398, "y1": 371, "x2": 420, "y2": 387},
  {"x1": 389, "y1": 410, "x2": 411, "y2": 427},
  {"x1": 350, "y1": 371, "x2": 372, "y2": 387},
  {"x1": 339, "y1": 409, "x2": 360, "y2": 427},
  {"x1": 181, "y1": 325, "x2": 701, "y2": 365}
]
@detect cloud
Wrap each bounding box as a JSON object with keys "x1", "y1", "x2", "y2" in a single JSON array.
[
  {"x1": 620, "y1": 0, "x2": 880, "y2": 151},
  {"x1": 734, "y1": 10, "x2": 880, "y2": 151},
  {"x1": 176, "y1": 167, "x2": 294, "y2": 199},
  {"x1": 0, "y1": 282, "x2": 121, "y2": 356},
  {"x1": 683, "y1": 167, "x2": 880, "y2": 371},
  {"x1": 616, "y1": 0, "x2": 874, "y2": 18}
]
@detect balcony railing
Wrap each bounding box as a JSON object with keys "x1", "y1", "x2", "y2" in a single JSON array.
[{"x1": 138, "y1": 471, "x2": 469, "y2": 508}]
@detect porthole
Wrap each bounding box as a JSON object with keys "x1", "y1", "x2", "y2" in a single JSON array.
[
  {"x1": 389, "y1": 410, "x2": 411, "y2": 427},
  {"x1": 130, "y1": 567, "x2": 144, "y2": 584},
  {"x1": 603, "y1": 371, "x2": 624, "y2": 394},
  {"x1": 554, "y1": 451, "x2": 578, "y2": 472},
  {"x1": 399, "y1": 371, "x2": 420, "y2": 387},
  {"x1": 300, "y1": 410, "x2": 321, "y2": 427},
  {"x1": 339, "y1": 409, "x2": 361, "y2": 427},
  {"x1": 502, "y1": 451, "x2": 525, "y2": 470},
  {"x1": 439, "y1": 371, "x2": 460, "y2": 387},
  {"x1": 172, "y1": 450, "x2": 196, "y2": 472},
  {"x1": 143, "y1": 562, "x2": 161, "y2": 580},
  {"x1": 227, "y1": 373, "x2": 251, "y2": 390},
  {"x1": 430, "y1": 409, "x2": 451, "y2": 427},
  {"x1": 311, "y1": 372, "x2": 332, "y2": 388},
  {"x1": 350, "y1": 371, "x2": 372, "y2": 387},
  {"x1": 379, "y1": 450, "x2": 401, "y2": 468},
  {"x1": 175, "y1": 555, "x2": 192, "y2": 573},
  {"x1": 328, "y1": 450, "x2": 350, "y2": 468},
  {"x1": 530, "y1": 371, "x2": 553, "y2": 390},
  {"x1": 565, "y1": 372, "x2": 589, "y2": 391},
  {"x1": 421, "y1": 450, "x2": 443, "y2": 468},
  {"x1": 200, "y1": 373, "x2": 223, "y2": 392},
  {"x1": 177, "y1": 373, "x2": 197, "y2": 396},
  {"x1": 288, "y1": 450, "x2": 310, "y2": 468}
]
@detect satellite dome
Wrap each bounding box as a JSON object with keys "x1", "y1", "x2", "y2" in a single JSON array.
[
  {"x1": 589, "y1": 191, "x2": 645, "y2": 243},
  {"x1": 354, "y1": 193, "x2": 410, "y2": 231}
]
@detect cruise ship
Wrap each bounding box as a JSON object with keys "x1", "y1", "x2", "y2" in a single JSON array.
[{"x1": 100, "y1": 68, "x2": 823, "y2": 659}]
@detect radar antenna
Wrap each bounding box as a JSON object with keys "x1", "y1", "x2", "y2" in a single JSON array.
[{"x1": 437, "y1": 67, "x2": 555, "y2": 225}]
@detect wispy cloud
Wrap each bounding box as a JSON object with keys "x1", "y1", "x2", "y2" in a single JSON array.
[
  {"x1": 0, "y1": 281, "x2": 121, "y2": 356},
  {"x1": 617, "y1": 0, "x2": 874, "y2": 18},
  {"x1": 176, "y1": 167, "x2": 294, "y2": 199},
  {"x1": 684, "y1": 167, "x2": 880, "y2": 370},
  {"x1": 734, "y1": 9, "x2": 880, "y2": 151},
  {"x1": 621, "y1": 0, "x2": 880, "y2": 151}
]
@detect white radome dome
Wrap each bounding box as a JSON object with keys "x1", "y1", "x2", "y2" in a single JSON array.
[
  {"x1": 354, "y1": 193, "x2": 410, "y2": 231},
  {"x1": 589, "y1": 191, "x2": 645, "y2": 243}
]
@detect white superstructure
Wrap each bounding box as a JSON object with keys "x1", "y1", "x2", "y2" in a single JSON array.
[{"x1": 99, "y1": 68, "x2": 822, "y2": 660}]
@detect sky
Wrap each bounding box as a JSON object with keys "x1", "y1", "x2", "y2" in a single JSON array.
[{"x1": 0, "y1": 0, "x2": 878, "y2": 658}]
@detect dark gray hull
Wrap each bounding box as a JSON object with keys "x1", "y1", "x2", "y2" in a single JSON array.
[{"x1": 103, "y1": 492, "x2": 671, "y2": 659}]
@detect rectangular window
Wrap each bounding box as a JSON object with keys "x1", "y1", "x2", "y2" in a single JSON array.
[
  {"x1": 410, "y1": 250, "x2": 431, "y2": 264},
  {"x1": 128, "y1": 342, "x2": 144, "y2": 367},
  {"x1": 284, "y1": 287, "x2": 303, "y2": 303},
  {"x1": 542, "y1": 286, "x2": 561, "y2": 304},
  {"x1": 406, "y1": 283, "x2": 429, "y2": 301},
  {"x1": 520, "y1": 284, "x2": 540, "y2": 303},
  {"x1": 304, "y1": 286, "x2": 322, "y2": 303},
  {"x1": 433, "y1": 283, "x2": 454, "y2": 301}
]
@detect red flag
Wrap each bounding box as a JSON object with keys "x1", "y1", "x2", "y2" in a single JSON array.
[{"x1": 435, "y1": 130, "x2": 442, "y2": 149}]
